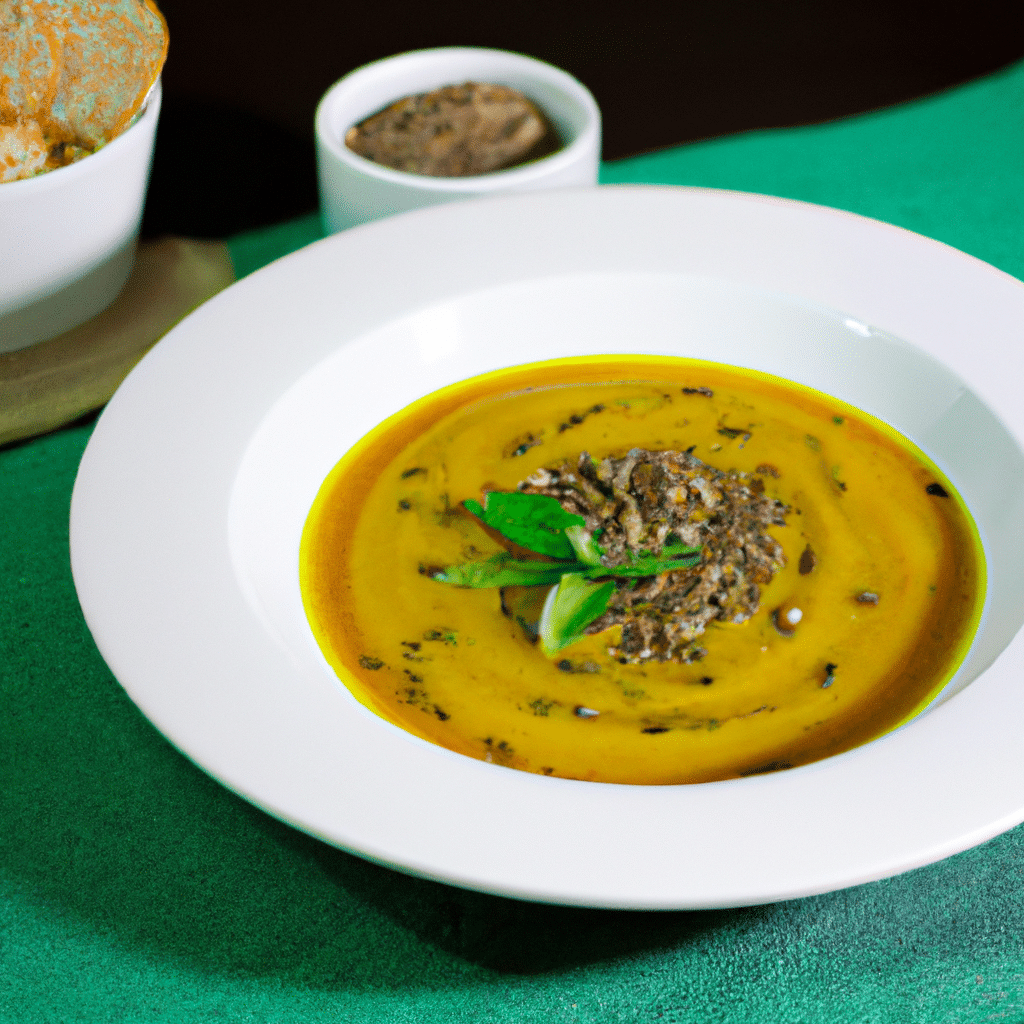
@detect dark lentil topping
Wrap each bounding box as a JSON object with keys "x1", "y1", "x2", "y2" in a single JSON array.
[{"x1": 517, "y1": 447, "x2": 789, "y2": 664}]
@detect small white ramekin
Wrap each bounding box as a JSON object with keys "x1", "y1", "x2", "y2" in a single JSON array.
[
  {"x1": 315, "y1": 48, "x2": 601, "y2": 234},
  {"x1": 0, "y1": 80, "x2": 161, "y2": 354}
]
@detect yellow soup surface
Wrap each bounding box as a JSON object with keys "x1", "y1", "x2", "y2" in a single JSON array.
[{"x1": 299, "y1": 357, "x2": 984, "y2": 784}]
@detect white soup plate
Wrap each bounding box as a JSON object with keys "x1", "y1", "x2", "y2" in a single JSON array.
[{"x1": 71, "y1": 186, "x2": 1024, "y2": 909}]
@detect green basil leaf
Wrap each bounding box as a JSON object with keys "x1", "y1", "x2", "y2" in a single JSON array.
[
  {"x1": 663, "y1": 539, "x2": 702, "y2": 557},
  {"x1": 585, "y1": 552, "x2": 701, "y2": 579},
  {"x1": 539, "y1": 572, "x2": 616, "y2": 656},
  {"x1": 466, "y1": 492, "x2": 584, "y2": 559},
  {"x1": 434, "y1": 552, "x2": 572, "y2": 588},
  {"x1": 564, "y1": 524, "x2": 604, "y2": 566}
]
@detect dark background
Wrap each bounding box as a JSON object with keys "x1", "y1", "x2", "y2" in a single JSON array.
[{"x1": 141, "y1": 0, "x2": 1024, "y2": 239}]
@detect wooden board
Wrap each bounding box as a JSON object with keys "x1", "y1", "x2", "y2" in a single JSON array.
[{"x1": 0, "y1": 237, "x2": 235, "y2": 447}]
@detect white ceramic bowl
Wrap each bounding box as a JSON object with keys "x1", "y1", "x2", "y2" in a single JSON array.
[
  {"x1": 0, "y1": 81, "x2": 161, "y2": 354},
  {"x1": 315, "y1": 48, "x2": 600, "y2": 233}
]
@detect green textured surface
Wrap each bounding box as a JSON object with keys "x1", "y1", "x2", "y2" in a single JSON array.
[
  {"x1": 600, "y1": 58, "x2": 1024, "y2": 284},
  {"x1": 5, "y1": 58, "x2": 1024, "y2": 1023}
]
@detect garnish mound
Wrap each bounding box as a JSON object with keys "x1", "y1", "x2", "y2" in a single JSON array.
[{"x1": 519, "y1": 448, "x2": 789, "y2": 664}]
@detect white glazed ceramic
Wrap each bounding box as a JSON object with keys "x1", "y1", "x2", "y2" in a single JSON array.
[
  {"x1": 71, "y1": 187, "x2": 1024, "y2": 909},
  {"x1": 0, "y1": 81, "x2": 161, "y2": 353},
  {"x1": 315, "y1": 48, "x2": 600, "y2": 233}
]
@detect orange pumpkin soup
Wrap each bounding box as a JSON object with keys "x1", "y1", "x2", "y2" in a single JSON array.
[{"x1": 299, "y1": 356, "x2": 983, "y2": 784}]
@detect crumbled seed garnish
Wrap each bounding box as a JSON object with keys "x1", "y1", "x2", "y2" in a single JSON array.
[
  {"x1": 756, "y1": 463, "x2": 781, "y2": 478},
  {"x1": 556, "y1": 659, "x2": 600, "y2": 674},
  {"x1": 798, "y1": 544, "x2": 817, "y2": 575},
  {"x1": 822, "y1": 662, "x2": 838, "y2": 688},
  {"x1": 641, "y1": 726, "x2": 670, "y2": 734},
  {"x1": 926, "y1": 483, "x2": 950, "y2": 497},
  {"x1": 359, "y1": 655, "x2": 384, "y2": 670},
  {"x1": 574, "y1": 706, "x2": 600, "y2": 718},
  {"x1": 699, "y1": 676, "x2": 714, "y2": 686},
  {"x1": 856, "y1": 591, "x2": 880, "y2": 605},
  {"x1": 528, "y1": 698, "x2": 555, "y2": 716},
  {"x1": 505, "y1": 433, "x2": 543, "y2": 458},
  {"x1": 400, "y1": 467, "x2": 427, "y2": 479},
  {"x1": 397, "y1": 499, "x2": 412, "y2": 511},
  {"x1": 772, "y1": 608, "x2": 796, "y2": 637},
  {"x1": 481, "y1": 737, "x2": 516, "y2": 764},
  {"x1": 681, "y1": 387, "x2": 713, "y2": 397},
  {"x1": 398, "y1": 685, "x2": 434, "y2": 710},
  {"x1": 520, "y1": 447, "x2": 789, "y2": 664},
  {"x1": 402, "y1": 641, "x2": 421, "y2": 651},
  {"x1": 557, "y1": 404, "x2": 606, "y2": 433},
  {"x1": 805, "y1": 435, "x2": 821, "y2": 451},
  {"x1": 740, "y1": 760, "x2": 794, "y2": 776},
  {"x1": 423, "y1": 629, "x2": 458, "y2": 645},
  {"x1": 432, "y1": 706, "x2": 450, "y2": 721}
]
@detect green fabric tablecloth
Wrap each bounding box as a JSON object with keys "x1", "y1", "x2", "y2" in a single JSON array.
[{"x1": 4, "y1": 59, "x2": 1024, "y2": 1024}]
